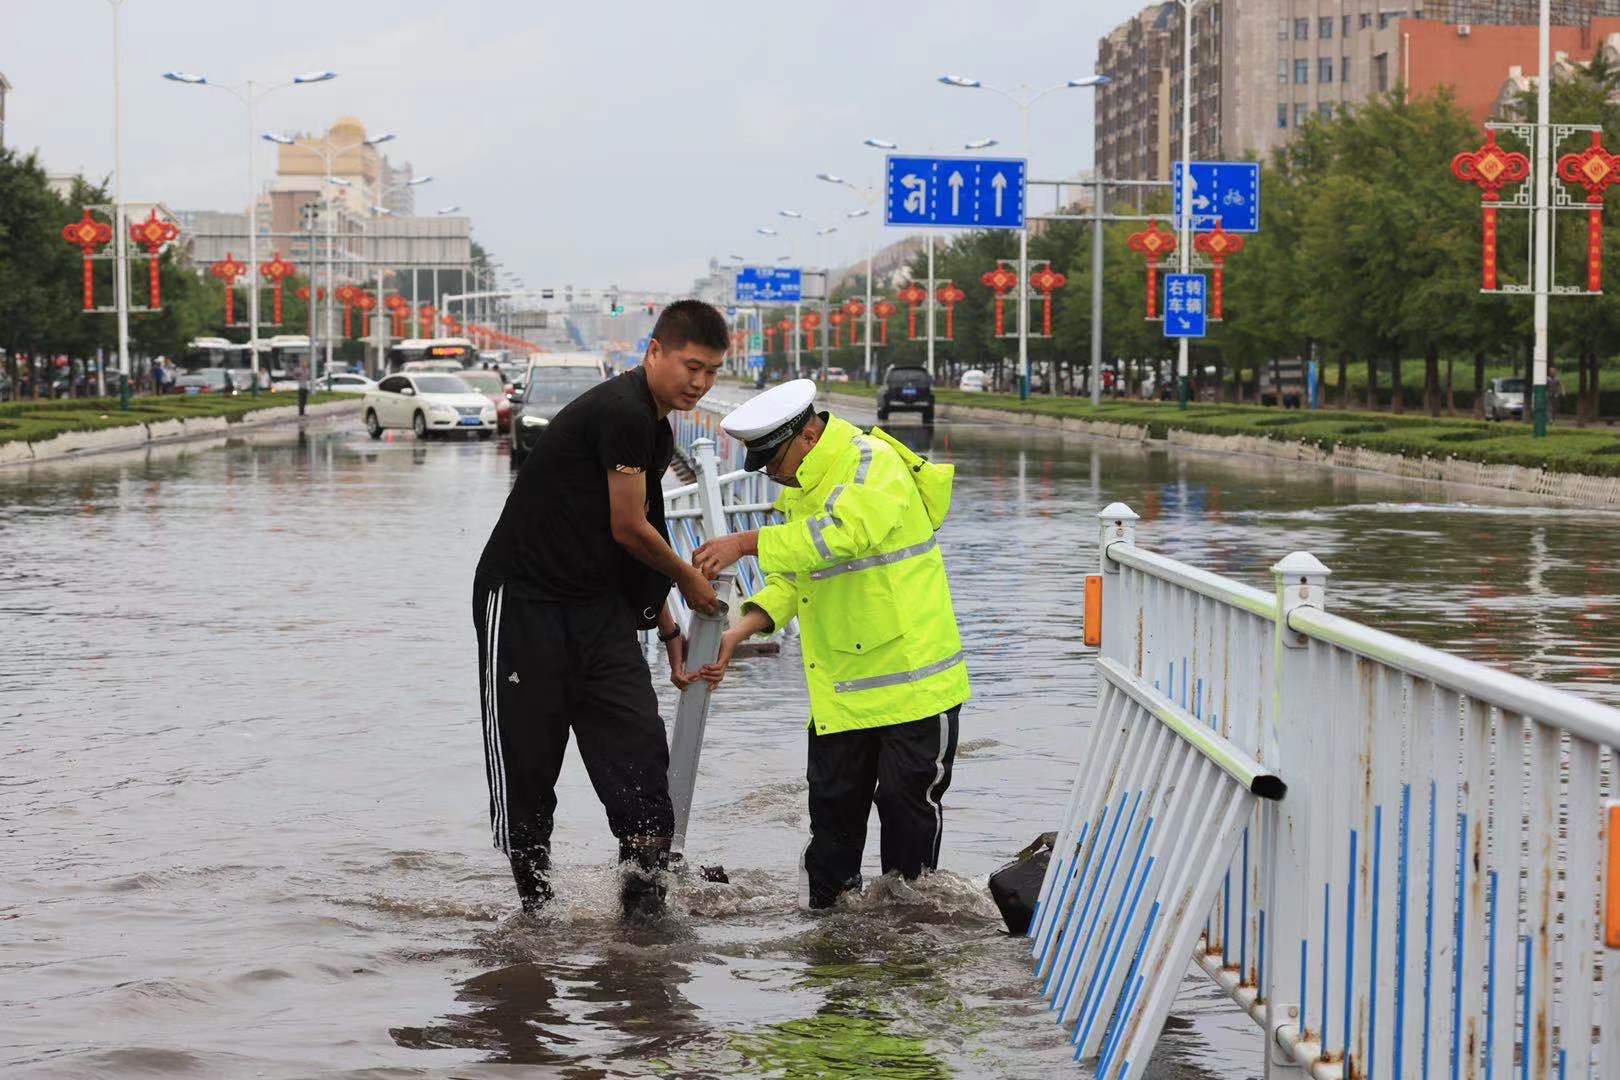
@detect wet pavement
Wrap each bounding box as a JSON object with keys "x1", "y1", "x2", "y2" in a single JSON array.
[{"x1": 4, "y1": 405, "x2": 1618, "y2": 1079}]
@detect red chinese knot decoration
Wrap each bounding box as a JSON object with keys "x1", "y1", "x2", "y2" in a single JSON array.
[
  {"x1": 872, "y1": 299, "x2": 897, "y2": 346},
  {"x1": 936, "y1": 282, "x2": 965, "y2": 341},
  {"x1": 1557, "y1": 131, "x2": 1620, "y2": 292},
  {"x1": 1126, "y1": 220, "x2": 1177, "y2": 319},
  {"x1": 62, "y1": 210, "x2": 113, "y2": 311},
  {"x1": 800, "y1": 310, "x2": 821, "y2": 350},
  {"x1": 386, "y1": 294, "x2": 409, "y2": 337},
  {"x1": 842, "y1": 299, "x2": 865, "y2": 347},
  {"x1": 1451, "y1": 131, "x2": 1530, "y2": 291},
  {"x1": 356, "y1": 291, "x2": 377, "y2": 337},
  {"x1": 1026, "y1": 265, "x2": 1067, "y2": 337},
  {"x1": 261, "y1": 252, "x2": 296, "y2": 325},
  {"x1": 211, "y1": 254, "x2": 250, "y2": 325},
  {"x1": 777, "y1": 316, "x2": 795, "y2": 352},
  {"x1": 129, "y1": 210, "x2": 180, "y2": 309},
  {"x1": 1193, "y1": 223, "x2": 1246, "y2": 320},
  {"x1": 980, "y1": 265, "x2": 1019, "y2": 336},
  {"x1": 897, "y1": 282, "x2": 928, "y2": 340},
  {"x1": 418, "y1": 304, "x2": 435, "y2": 338}
]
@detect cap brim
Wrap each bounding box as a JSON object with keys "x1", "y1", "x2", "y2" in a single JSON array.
[{"x1": 743, "y1": 444, "x2": 778, "y2": 472}]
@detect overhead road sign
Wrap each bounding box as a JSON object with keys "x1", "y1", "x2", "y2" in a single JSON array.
[
  {"x1": 735, "y1": 267, "x2": 802, "y2": 303},
  {"x1": 1172, "y1": 161, "x2": 1261, "y2": 233},
  {"x1": 1163, "y1": 273, "x2": 1208, "y2": 338},
  {"x1": 885, "y1": 154, "x2": 1026, "y2": 230}
]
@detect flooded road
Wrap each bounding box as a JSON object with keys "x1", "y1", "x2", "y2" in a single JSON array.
[{"x1": 5, "y1": 408, "x2": 1618, "y2": 1079}]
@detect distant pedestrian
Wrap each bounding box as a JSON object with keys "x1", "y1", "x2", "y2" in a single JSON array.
[{"x1": 296, "y1": 363, "x2": 310, "y2": 416}]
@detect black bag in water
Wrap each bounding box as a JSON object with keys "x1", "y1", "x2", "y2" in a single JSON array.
[{"x1": 988, "y1": 831, "x2": 1057, "y2": 936}]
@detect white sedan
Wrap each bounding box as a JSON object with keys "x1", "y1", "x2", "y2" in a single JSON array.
[
  {"x1": 363, "y1": 373, "x2": 496, "y2": 439},
  {"x1": 325, "y1": 373, "x2": 377, "y2": 394}
]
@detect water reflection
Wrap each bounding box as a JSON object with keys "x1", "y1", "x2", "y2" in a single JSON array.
[{"x1": 3, "y1": 412, "x2": 1615, "y2": 1080}]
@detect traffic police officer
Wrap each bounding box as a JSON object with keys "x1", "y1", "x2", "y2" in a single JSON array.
[{"x1": 692, "y1": 380, "x2": 969, "y2": 909}]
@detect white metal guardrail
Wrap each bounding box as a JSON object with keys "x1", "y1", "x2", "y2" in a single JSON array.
[{"x1": 1033, "y1": 501, "x2": 1620, "y2": 1080}]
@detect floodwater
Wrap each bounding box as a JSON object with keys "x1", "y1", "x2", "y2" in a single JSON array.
[{"x1": 4, "y1": 403, "x2": 1618, "y2": 1079}]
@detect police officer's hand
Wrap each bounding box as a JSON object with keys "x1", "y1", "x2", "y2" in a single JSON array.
[
  {"x1": 693, "y1": 531, "x2": 757, "y2": 580},
  {"x1": 680, "y1": 569, "x2": 721, "y2": 616},
  {"x1": 697, "y1": 628, "x2": 743, "y2": 688}
]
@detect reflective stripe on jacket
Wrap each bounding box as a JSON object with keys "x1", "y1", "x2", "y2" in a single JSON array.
[{"x1": 744, "y1": 414, "x2": 969, "y2": 735}]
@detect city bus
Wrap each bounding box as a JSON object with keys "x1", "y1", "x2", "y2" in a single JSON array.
[
  {"x1": 180, "y1": 337, "x2": 249, "y2": 374},
  {"x1": 386, "y1": 338, "x2": 478, "y2": 373},
  {"x1": 266, "y1": 335, "x2": 314, "y2": 381}
]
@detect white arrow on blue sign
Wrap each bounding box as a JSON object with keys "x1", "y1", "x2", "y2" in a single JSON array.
[
  {"x1": 1172, "y1": 161, "x2": 1261, "y2": 233},
  {"x1": 1163, "y1": 273, "x2": 1208, "y2": 339},
  {"x1": 884, "y1": 154, "x2": 1026, "y2": 230}
]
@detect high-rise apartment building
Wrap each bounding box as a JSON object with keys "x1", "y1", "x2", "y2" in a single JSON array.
[
  {"x1": 1098, "y1": 0, "x2": 1620, "y2": 178},
  {"x1": 1096, "y1": 4, "x2": 1175, "y2": 182}
]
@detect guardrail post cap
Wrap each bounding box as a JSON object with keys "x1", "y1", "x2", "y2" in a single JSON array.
[
  {"x1": 1098, "y1": 502, "x2": 1140, "y2": 523},
  {"x1": 1271, "y1": 551, "x2": 1331, "y2": 579}
]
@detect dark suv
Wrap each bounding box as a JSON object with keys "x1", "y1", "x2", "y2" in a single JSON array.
[{"x1": 877, "y1": 365, "x2": 934, "y2": 425}]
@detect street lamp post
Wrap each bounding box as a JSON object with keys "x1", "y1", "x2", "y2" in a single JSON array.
[
  {"x1": 165, "y1": 69, "x2": 335, "y2": 396},
  {"x1": 940, "y1": 72, "x2": 1108, "y2": 400},
  {"x1": 264, "y1": 127, "x2": 395, "y2": 387},
  {"x1": 779, "y1": 209, "x2": 840, "y2": 381},
  {"x1": 107, "y1": 0, "x2": 132, "y2": 409},
  {"x1": 1173, "y1": 0, "x2": 1202, "y2": 408},
  {"x1": 366, "y1": 175, "x2": 434, "y2": 375},
  {"x1": 815, "y1": 173, "x2": 880, "y2": 383}
]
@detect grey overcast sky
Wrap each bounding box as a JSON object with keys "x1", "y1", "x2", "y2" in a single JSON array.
[{"x1": 9, "y1": 0, "x2": 1145, "y2": 292}]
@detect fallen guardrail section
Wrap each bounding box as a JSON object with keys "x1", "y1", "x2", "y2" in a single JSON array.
[{"x1": 1032, "y1": 501, "x2": 1620, "y2": 1079}]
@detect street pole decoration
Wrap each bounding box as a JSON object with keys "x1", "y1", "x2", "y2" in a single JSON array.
[
  {"x1": 211, "y1": 254, "x2": 250, "y2": 325},
  {"x1": 873, "y1": 299, "x2": 897, "y2": 345},
  {"x1": 801, "y1": 310, "x2": 821, "y2": 350},
  {"x1": 63, "y1": 211, "x2": 114, "y2": 311},
  {"x1": 981, "y1": 265, "x2": 1018, "y2": 336},
  {"x1": 936, "y1": 281, "x2": 965, "y2": 341},
  {"x1": 336, "y1": 284, "x2": 359, "y2": 338},
  {"x1": 1127, "y1": 220, "x2": 1176, "y2": 319},
  {"x1": 843, "y1": 299, "x2": 865, "y2": 347},
  {"x1": 763, "y1": 326, "x2": 777, "y2": 353},
  {"x1": 1556, "y1": 131, "x2": 1620, "y2": 292},
  {"x1": 443, "y1": 314, "x2": 460, "y2": 337},
  {"x1": 356, "y1": 291, "x2": 376, "y2": 338},
  {"x1": 261, "y1": 253, "x2": 296, "y2": 326},
  {"x1": 777, "y1": 317, "x2": 795, "y2": 353},
  {"x1": 1026, "y1": 264, "x2": 1066, "y2": 337},
  {"x1": 829, "y1": 311, "x2": 846, "y2": 346},
  {"x1": 1192, "y1": 223, "x2": 1244, "y2": 320},
  {"x1": 129, "y1": 210, "x2": 180, "y2": 309},
  {"x1": 418, "y1": 304, "x2": 435, "y2": 338},
  {"x1": 386, "y1": 294, "x2": 409, "y2": 338},
  {"x1": 897, "y1": 282, "x2": 927, "y2": 340},
  {"x1": 1451, "y1": 130, "x2": 1530, "y2": 291}
]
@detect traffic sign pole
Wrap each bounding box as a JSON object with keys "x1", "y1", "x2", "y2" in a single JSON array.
[
  {"x1": 1175, "y1": 0, "x2": 1201, "y2": 410},
  {"x1": 1532, "y1": 0, "x2": 1551, "y2": 436}
]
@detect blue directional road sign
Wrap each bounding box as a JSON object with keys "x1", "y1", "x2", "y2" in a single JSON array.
[
  {"x1": 1172, "y1": 161, "x2": 1261, "y2": 233},
  {"x1": 1163, "y1": 273, "x2": 1208, "y2": 338},
  {"x1": 735, "y1": 267, "x2": 802, "y2": 303},
  {"x1": 885, "y1": 154, "x2": 1026, "y2": 230}
]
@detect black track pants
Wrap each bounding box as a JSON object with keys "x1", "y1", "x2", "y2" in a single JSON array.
[
  {"x1": 473, "y1": 580, "x2": 674, "y2": 898},
  {"x1": 802, "y1": 707, "x2": 961, "y2": 909}
]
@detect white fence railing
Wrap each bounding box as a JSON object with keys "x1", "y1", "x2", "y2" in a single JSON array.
[{"x1": 1034, "y1": 501, "x2": 1620, "y2": 1080}]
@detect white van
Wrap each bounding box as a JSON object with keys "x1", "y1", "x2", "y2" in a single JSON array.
[{"x1": 959, "y1": 369, "x2": 989, "y2": 393}]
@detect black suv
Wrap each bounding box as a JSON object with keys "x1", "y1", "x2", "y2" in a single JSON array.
[{"x1": 877, "y1": 365, "x2": 935, "y2": 425}]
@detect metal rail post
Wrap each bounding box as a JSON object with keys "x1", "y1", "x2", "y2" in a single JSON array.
[
  {"x1": 692, "y1": 437, "x2": 735, "y2": 612},
  {"x1": 1263, "y1": 552, "x2": 1329, "y2": 1078},
  {"x1": 668, "y1": 592, "x2": 730, "y2": 855}
]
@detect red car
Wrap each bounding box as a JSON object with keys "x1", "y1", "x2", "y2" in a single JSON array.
[{"x1": 456, "y1": 369, "x2": 513, "y2": 432}]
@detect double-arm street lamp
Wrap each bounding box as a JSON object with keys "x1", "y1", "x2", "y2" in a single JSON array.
[
  {"x1": 814, "y1": 169, "x2": 883, "y2": 383},
  {"x1": 163, "y1": 68, "x2": 336, "y2": 393},
  {"x1": 264, "y1": 127, "x2": 395, "y2": 382},
  {"x1": 939, "y1": 73, "x2": 1109, "y2": 399}
]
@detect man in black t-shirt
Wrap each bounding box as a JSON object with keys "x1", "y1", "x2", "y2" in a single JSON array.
[{"x1": 473, "y1": 300, "x2": 729, "y2": 918}]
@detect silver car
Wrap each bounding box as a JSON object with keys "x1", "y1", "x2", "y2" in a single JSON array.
[{"x1": 1484, "y1": 377, "x2": 1525, "y2": 420}]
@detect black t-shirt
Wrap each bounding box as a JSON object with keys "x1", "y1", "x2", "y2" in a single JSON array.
[{"x1": 476, "y1": 367, "x2": 673, "y2": 620}]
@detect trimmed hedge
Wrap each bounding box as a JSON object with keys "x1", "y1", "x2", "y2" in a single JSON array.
[{"x1": 0, "y1": 392, "x2": 346, "y2": 447}]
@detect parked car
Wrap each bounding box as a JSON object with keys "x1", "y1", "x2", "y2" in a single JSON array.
[
  {"x1": 823, "y1": 366, "x2": 849, "y2": 383},
  {"x1": 958, "y1": 369, "x2": 988, "y2": 393},
  {"x1": 362, "y1": 373, "x2": 495, "y2": 440},
  {"x1": 456, "y1": 369, "x2": 513, "y2": 431},
  {"x1": 324, "y1": 373, "x2": 377, "y2": 394},
  {"x1": 173, "y1": 368, "x2": 240, "y2": 396},
  {"x1": 1484, "y1": 377, "x2": 1526, "y2": 420},
  {"x1": 877, "y1": 365, "x2": 935, "y2": 425},
  {"x1": 509, "y1": 368, "x2": 601, "y2": 466}
]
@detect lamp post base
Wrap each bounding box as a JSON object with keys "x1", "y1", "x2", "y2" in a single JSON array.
[
  {"x1": 119, "y1": 372, "x2": 131, "y2": 412},
  {"x1": 1019, "y1": 373, "x2": 1029, "y2": 401},
  {"x1": 1178, "y1": 374, "x2": 1190, "y2": 410},
  {"x1": 1532, "y1": 384, "x2": 1548, "y2": 437}
]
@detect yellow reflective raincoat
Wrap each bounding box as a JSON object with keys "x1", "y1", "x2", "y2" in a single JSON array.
[{"x1": 743, "y1": 414, "x2": 969, "y2": 735}]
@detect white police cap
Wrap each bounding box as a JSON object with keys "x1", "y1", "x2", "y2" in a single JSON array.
[{"x1": 720, "y1": 379, "x2": 819, "y2": 472}]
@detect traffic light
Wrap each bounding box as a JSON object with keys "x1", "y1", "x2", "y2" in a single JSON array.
[
  {"x1": 646, "y1": 303, "x2": 656, "y2": 315},
  {"x1": 608, "y1": 294, "x2": 623, "y2": 317}
]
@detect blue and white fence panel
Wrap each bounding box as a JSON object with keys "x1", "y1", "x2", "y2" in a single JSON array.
[{"x1": 1037, "y1": 501, "x2": 1620, "y2": 1079}]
